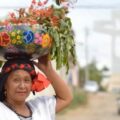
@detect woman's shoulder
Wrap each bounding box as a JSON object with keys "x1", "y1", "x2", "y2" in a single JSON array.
[
  {"x1": 27, "y1": 95, "x2": 56, "y2": 116},
  {"x1": 27, "y1": 95, "x2": 56, "y2": 106},
  {"x1": 0, "y1": 102, "x2": 8, "y2": 119},
  {"x1": 0, "y1": 102, "x2": 6, "y2": 110},
  {"x1": 0, "y1": 102, "x2": 11, "y2": 116},
  {"x1": 0, "y1": 102, "x2": 11, "y2": 112},
  {"x1": 27, "y1": 96, "x2": 56, "y2": 120},
  {"x1": 0, "y1": 102, "x2": 20, "y2": 120}
]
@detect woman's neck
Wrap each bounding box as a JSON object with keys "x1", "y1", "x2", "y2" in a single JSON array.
[
  {"x1": 4, "y1": 99, "x2": 31, "y2": 117},
  {"x1": 4, "y1": 99, "x2": 26, "y2": 109}
]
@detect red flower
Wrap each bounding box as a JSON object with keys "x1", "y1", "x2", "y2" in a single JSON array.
[
  {"x1": 11, "y1": 64, "x2": 17, "y2": 69},
  {"x1": 27, "y1": 64, "x2": 32, "y2": 68},
  {"x1": 38, "y1": 2, "x2": 42, "y2": 6},
  {"x1": 0, "y1": 32, "x2": 11, "y2": 46},
  {"x1": 30, "y1": 70, "x2": 36, "y2": 76},
  {"x1": 4, "y1": 67, "x2": 11, "y2": 73},
  {"x1": 43, "y1": 0, "x2": 48, "y2": 4},
  {"x1": 19, "y1": 64, "x2": 25, "y2": 69},
  {"x1": 9, "y1": 12, "x2": 16, "y2": 18},
  {"x1": 32, "y1": 73, "x2": 50, "y2": 92},
  {"x1": 38, "y1": 0, "x2": 48, "y2": 6}
]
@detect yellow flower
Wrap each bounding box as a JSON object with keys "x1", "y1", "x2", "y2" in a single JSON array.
[
  {"x1": 17, "y1": 40, "x2": 22, "y2": 45},
  {"x1": 17, "y1": 30, "x2": 21, "y2": 34},
  {"x1": 41, "y1": 34, "x2": 52, "y2": 48},
  {"x1": 17, "y1": 35, "x2": 21, "y2": 40},
  {"x1": 11, "y1": 39, "x2": 17, "y2": 44},
  {"x1": 11, "y1": 32, "x2": 16, "y2": 37}
]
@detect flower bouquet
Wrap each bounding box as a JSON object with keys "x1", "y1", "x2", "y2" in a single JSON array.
[{"x1": 0, "y1": 0, "x2": 76, "y2": 71}]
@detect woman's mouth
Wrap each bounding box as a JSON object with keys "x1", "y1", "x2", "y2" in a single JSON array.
[{"x1": 17, "y1": 92, "x2": 27, "y2": 95}]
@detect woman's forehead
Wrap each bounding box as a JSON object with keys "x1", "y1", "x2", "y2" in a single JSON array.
[{"x1": 9, "y1": 69, "x2": 31, "y2": 77}]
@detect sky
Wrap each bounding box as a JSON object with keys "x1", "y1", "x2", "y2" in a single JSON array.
[
  {"x1": 76, "y1": 0, "x2": 120, "y2": 8},
  {"x1": 67, "y1": 0, "x2": 120, "y2": 71},
  {"x1": 0, "y1": 0, "x2": 120, "y2": 71},
  {"x1": 68, "y1": 7, "x2": 112, "y2": 68}
]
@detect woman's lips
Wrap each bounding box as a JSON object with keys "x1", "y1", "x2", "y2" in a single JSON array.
[{"x1": 17, "y1": 92, "x2": 27, "y2": 95}]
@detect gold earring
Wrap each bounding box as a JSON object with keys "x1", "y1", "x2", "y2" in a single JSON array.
[{"x1": 4, "y1": 90, "x2": 7, "y2": 97}]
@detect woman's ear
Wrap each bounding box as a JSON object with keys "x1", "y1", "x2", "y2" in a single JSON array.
[
  {"x1": 4, "y1": 82, "x2": 7, "y2": 90},
  {"x1": 4, "y1": 89, "x2": 7, "y2": 97}
]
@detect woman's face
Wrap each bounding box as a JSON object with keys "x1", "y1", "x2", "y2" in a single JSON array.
[{"x1": 5, "y1": 69, "x2": 32, "y2": 103}]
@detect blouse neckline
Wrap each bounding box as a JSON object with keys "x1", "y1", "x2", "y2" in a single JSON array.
[{"x1": 2, "y1": 101, "x2": 33, "y2": 118}]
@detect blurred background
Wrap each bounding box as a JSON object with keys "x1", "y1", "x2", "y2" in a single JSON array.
[
  {"x1": 1, "y1": 0, "x2": 120, "y2": 120},
  {"x1": 56, "y1": 0, "x2": 120, "y2": 120}
]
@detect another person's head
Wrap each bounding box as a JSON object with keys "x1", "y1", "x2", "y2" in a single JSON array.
[{"x1": 0, "y1": 59, "x2": 36, "y2": 102}]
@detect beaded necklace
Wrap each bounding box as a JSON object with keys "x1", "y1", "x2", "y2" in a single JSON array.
[{"x1": 3, "y1": 102, "x2": 32, "y2": 120}]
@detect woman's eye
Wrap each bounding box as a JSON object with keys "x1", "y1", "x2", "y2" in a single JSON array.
[
  {"x1": 13, "y1": 78, "x2": 20, "y2": 82},
  {"x1": 25, "y1": 78, "x2": 31, "y2": 82}
]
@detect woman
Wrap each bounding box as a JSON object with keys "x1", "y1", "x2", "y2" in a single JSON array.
[{"x1": 0, "y1": 55, "x2": 72, "y2": 120}]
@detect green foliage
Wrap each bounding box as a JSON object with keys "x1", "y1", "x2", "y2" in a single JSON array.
[
  {"x1": 48, "y1": 7, "x2": 76, "y2": 72},
  {"x1": 0, "y1": 60, "x2": 3, "y2": 67},
  {"x1": 70, "y1": 90, "x2": 88, "y2": 108},
  {"x1": 88, "y1": 61, "x2": 102, "y2": 84},
  {"x1": 79, "y1": 67, "x2": 85, "y2": 87},
  {"x1": 0, "y1": 5, "x2": 76, "y2": 71},
  {"x1": 79, "y1": 60, "x2": 103, "y2": 85},
  {"x1": 58, "y1": 89, "x2": 88, "y2": 114}
]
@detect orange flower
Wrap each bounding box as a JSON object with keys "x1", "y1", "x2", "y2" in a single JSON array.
[
  {"x1": 44, "y1": 7, "x2": 54, "y2": 17},
  {"x1": 41, "y1": 34, "x2": 52, "y2": 48},
  {"x1": 32, "y1": 7, "x2": 53, "y2": 19},
  {"x1": 29, "y1": 19, "x2": 38, "y2": 25},
  {"x1": 50, "y1": 16, "x2": 59, "y2": 26}
]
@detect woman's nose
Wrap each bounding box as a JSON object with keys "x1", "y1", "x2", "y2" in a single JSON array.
[{"x1": 19, "y1": 81, "x2": 26, "y2": 89}]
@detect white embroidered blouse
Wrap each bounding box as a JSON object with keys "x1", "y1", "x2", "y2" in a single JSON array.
[{"x1": 0, "y1": 96, "x2": 56, "y2": 120}]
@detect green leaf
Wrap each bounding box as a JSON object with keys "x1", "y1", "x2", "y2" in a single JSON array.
[{"x1": 0, "y1": 60, "x2": 3, "y2": 68}]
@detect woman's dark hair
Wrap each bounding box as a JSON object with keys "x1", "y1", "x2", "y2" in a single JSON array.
[
  {"x1": 0, "y1": 58, "x2": 36, "y2": 101},
  {"x1": 0, "y1": 73, "x2": 9, "y2": 101}
]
